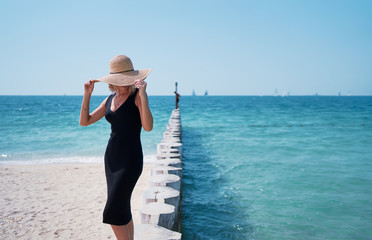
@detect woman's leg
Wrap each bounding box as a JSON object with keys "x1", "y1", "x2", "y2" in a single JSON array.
[
  {"x1": 110, "y1": 219, "x2": 134, "y2": 240},
  {"x1": 128, "y1": 219, "x2": 134, "y2": 239}
]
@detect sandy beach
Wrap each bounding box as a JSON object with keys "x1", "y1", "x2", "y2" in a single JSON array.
[{"x1": 0, "y1": 162, "x2": 152, "y2": 239}]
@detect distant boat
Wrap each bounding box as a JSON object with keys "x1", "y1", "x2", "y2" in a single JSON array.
[
  {"x1": 204, "y1": 90, "x2": 208, "y2": 96},
  {"x1": 192, "y1": 89, "x2": 196, "y2": 96}
]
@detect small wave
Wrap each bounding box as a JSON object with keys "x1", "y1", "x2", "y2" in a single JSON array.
[
  {"x1": 0, "y1": 154, "x2": 155, "y2": 165},
  {"x1": 0, "y1": 156, "x2": 103, "y2": 165}
]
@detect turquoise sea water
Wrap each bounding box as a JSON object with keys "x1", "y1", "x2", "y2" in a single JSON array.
[
  {"x1": 1, "y1": 95, "x2": 372, "y2": 239},
  {"x1": 0, "y1": 95, "x2": 173, "y2": 162}
]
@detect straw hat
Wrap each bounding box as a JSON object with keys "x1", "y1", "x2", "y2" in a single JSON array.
[{"x1": 96, "y1": 55, "x2": 151, "y2": 86}]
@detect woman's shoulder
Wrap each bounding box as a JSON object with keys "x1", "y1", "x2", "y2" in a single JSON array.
[
  {"x1": 108, "y1": 92, "x2": 116, "y2": 100},
  {"x1": 102, "y1": 93, "x2": 114, "y2": 106}
]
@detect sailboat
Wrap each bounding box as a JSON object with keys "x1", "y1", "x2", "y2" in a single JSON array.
[
  {"x1": 192, "y1": 89, "x2": 196, "y2": 96},
  {"x1": 204, "y1": 90, "x2": 208, "y2": 96}
]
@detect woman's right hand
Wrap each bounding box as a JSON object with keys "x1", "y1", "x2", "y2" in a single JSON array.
[{"x1": 84, "y1": 80, "x2": 95, "y2": 95}]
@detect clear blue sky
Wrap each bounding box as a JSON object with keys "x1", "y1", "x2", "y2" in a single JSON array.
[{"x1": 1, "y1": 0, "x2": 371, "y2": 95}]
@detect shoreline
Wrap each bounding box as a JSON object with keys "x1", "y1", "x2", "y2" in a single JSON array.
[
  {"x1": 0, "y1": 154, "x2": 157, "y2": 166},
  {"x1": 0, "y1": 162, "x2": 153, "y2": 239}
]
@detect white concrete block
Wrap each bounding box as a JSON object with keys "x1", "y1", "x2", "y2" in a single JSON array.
[
  {"x1": 148, "y1": 174, "x2": 180, "y2": 188},
  {"x1": 143, "y1": 186, "x2": 180, "y2": 205},
  {"x1": 134, "y1": 224, "x2": 181, "y2": 240},
  {"x1": 151, "y1": 165, "x2": 182, "y2": 176}
]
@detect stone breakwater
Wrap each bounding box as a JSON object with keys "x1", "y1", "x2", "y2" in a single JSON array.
[{"x1": 135, "y1": 109, "x2": 183, "y2": 240}]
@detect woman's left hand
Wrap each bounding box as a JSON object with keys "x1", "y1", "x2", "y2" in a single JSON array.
[{"x1": 135, "y1": 79, "x2": 147, "y2": 97}]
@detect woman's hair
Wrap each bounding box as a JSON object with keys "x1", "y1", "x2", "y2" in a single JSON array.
[{"x1": 108, "y1": 84, "x2": 136, "y2": 96}]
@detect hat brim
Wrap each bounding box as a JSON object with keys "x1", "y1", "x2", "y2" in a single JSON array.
[{"x1": 96, "y1": 69, "x2": 152, "y2": 86}]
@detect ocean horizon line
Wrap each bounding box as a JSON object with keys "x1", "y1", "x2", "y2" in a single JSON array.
[{"x1": 1, "y1": 94, "x2": 371, "y2": 97}]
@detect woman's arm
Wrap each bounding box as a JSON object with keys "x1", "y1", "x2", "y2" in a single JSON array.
[
  {"x1": 80, "y1": 80, "x2": 107, "y2": 126},
  {"x1": 135, "y1": 79, "x2": 153, "y2": 132}
]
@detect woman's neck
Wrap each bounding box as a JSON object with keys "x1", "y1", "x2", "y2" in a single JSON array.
[{"x1": 116, "y1": 87, "x2": 130, "y2": 96}]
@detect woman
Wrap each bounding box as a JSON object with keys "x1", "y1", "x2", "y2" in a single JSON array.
[{"x1": 79, "y1": 55, "x2": 153, "y2": 240}]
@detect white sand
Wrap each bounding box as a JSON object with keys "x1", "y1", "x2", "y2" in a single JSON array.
[{"x1": 0, "y1": 162, "x2": 152, "y2": 239}]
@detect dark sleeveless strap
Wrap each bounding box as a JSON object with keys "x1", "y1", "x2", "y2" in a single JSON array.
[
  {"x1": 106, "y1": 93, "x2": 115, "y2": 108},
  {"x1": 129, "y1": 88, "x2": 139, "y2": 107},
  {"x1": 130, "y1": 88, "x2": 138, "y2": 100}
]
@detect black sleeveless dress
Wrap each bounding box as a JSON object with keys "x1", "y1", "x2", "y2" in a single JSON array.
[{"x1": 103, "y1": 89, "x2": 143, "y2": 225}]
